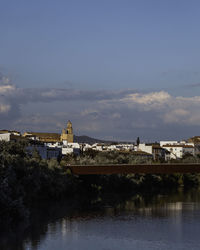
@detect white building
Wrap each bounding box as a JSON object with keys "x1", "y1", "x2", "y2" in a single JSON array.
[
  {"x1": 162, "y1": 144, "x2": 195, "y2": 159},
  {"x1": 138, "y1": 143, "x2": 169, "y2": 161},
  {"x1": 87, "y1": 143, "x2": 134, "y2": 152},
  {"x1": 62, "y1": 142, "x2": 80, "y2": 155},
  {"x1": 44, "y1": 141, "x2": 81, "y2": 155},
  {"x1": 138, "y1": 143, "x2": 153, "y2": 155},
  {"x1": 82, "y1": 143, "x2": 92, "y2": 151},
  {"x1": 0, "y1": 133, "x2": 11, "y2": 142},
  {"x1": 91, "y1": 143, "x2": 104, "y2": 151},
  {"x1": 62, "y1": 147, "x2": 80, "y2": 155},
  {"x1": 160, "y1": 141, "x2": 194, "y2": 147},
  {"x1": 45, "y1": 142, "x2": 62, "y2": 148},
  {"x1": 0, "y1": 131, "x2": 23, "y2": 142},
  {"x1": 160, "y1": 141, "x2": 178, "y2": 147},
  {"x1": 107, "y1": 144, "x2": 134, "y2": 151}
]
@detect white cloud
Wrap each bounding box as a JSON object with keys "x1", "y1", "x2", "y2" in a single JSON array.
[{"x1": 121, "y1": 91, "x2": 171, "y2": 105}]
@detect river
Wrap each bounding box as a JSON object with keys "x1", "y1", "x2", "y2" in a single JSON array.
[{"x1": 1, "y1": 190, "x2": 200, "y2": 250}]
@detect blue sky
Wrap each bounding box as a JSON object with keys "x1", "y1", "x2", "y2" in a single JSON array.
[{"x1": 1, "y1": 0, "x2": 200, "y2": 141}]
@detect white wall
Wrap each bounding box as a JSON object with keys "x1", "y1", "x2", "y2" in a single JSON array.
[
  {"x1": 0, "y1": 133, "x2": 11, "y2": 142},
  {"x1": 68, "y1": 143, "x2": 80, "y2": 148},
  {"x1": 162, "y1": 146, "x2": 195, "y2": 159},
  {"x1": 62, "y1": 147, "x2": 80, "y2": 155},
  {"x1": 138, "y1": 143, "x2": 153, "y2": 154},
  {"x1": 160, "y1": 141, "x2": 178, "y2": 147}
]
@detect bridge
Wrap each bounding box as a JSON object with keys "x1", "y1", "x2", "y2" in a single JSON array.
[{"x1": 66, "y1": 164, "x2": 200, "y2": 175}]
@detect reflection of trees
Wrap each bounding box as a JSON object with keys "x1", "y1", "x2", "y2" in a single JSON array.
[
  {"x1": 0, "y1": 201, "x2": 75, "y2": 250},
  {"x1": 1, "y1": 189, "x2": 200, "y2": 250}
]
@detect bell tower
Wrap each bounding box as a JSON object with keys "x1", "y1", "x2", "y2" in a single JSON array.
[{"x1": 61, "y1": 120, "x2": 74, "y2": 143}]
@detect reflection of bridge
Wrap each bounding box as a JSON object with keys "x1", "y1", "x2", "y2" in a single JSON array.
[{"x1": 66, "y1": 164, "x2": 200, "y2": 175}]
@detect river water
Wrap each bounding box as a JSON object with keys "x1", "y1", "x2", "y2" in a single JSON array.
[{"x1": 1, "y1": 190, "x2": 200, "y2": 250}]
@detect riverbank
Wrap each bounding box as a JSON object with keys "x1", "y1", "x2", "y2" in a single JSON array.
[{"x1": 1, "y1": 141, "x2": 200, "y2": 229}]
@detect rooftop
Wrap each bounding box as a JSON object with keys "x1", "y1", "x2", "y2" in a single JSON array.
[{"x1": 162, "y1": 144, "x2": 194, "y2": 148}]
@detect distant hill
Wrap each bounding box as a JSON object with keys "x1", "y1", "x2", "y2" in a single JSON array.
[
  {"x1": 74, "y1": 135, "x2": 108, "y2": 144},
  {"x1": 74, "y1": 135, "x2": 132, "y2": 144}
]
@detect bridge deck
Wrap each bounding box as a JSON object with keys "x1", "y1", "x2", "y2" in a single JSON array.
[{"x1": 67, "y1": 164, "x2": 200, "y2": 175}]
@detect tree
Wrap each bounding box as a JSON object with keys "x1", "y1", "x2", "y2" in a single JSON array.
[{"x1": 136, "y1": 137, "x2": 140, "y2": 146}]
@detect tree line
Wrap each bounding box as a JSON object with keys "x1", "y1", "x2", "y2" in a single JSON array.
[{"x1": 1, "y1": 141, "x2": 200, "y2": 229}]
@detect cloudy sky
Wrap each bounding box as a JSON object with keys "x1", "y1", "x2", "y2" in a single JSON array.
[{"x1": 1, "y1": 0, "x2": 200, "y2": 141}]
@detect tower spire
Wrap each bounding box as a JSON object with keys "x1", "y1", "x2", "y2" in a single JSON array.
[{"x1": 61, "y1": 120, "x2": 74, "y2": 143}]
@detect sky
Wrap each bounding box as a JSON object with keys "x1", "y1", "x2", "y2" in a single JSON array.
[{"x1": 1, "y1": 0, "x2": 200, "y2": 141}]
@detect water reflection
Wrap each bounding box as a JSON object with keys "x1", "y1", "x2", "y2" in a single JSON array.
[{"x1": 1, "y1": 189, "x2": 200, "y2": 250}]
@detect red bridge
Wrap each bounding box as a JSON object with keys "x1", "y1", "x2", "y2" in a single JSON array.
[{"x1": 66, "y1": 164, "x2": 200, "y2": 175}]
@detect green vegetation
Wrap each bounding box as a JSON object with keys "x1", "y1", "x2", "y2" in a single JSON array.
[
  {"x1": 0, "y1": 141, "x2": 81, "y2": 228},
  {"x1": 170, "y1": 153, "x2": 200, "y2": 164},
  {"x1": 61, "y1": 149, "x2": 153, "y2": 165},
  {"x1": 62, "y1": 148, "x2": 200, "y2": 165},
  {"x1": 1, "y1": 142, "x2": 200, "y2": 229}
]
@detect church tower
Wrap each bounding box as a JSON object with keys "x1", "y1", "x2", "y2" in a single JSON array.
[{"x1": 61, "y1": 120, "x2": 74, "y2": 143}]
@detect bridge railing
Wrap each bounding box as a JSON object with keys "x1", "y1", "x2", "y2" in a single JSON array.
[{"x1": 64, "y1": 163, "x2": 200, "y2": 175}]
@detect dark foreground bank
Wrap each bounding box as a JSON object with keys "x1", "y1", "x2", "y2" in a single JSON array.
[{"x1": 1, "y1": 141, "x2": 200, "y2": 229}]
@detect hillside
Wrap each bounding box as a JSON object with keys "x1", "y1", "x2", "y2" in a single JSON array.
[
  {"x1": 74, "y1": 135, "x2": 108, "y2": 144},
  {"x1": 74, "y1": 135, "x2": 132, "y2": 144}
]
